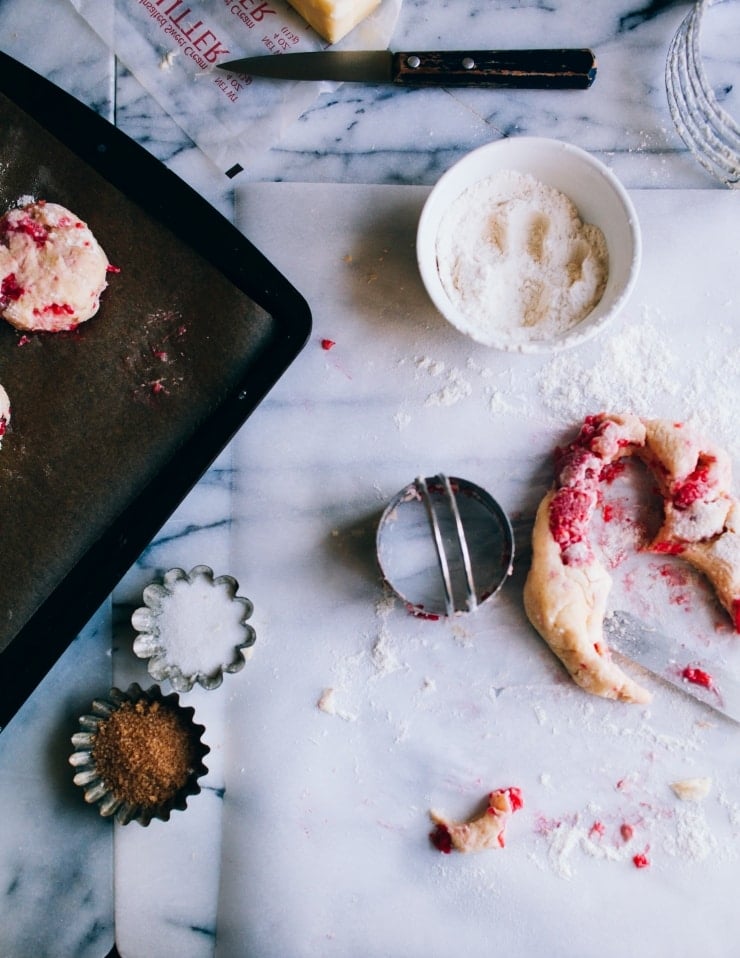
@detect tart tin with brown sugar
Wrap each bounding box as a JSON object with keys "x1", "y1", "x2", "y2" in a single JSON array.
[{"x1": 69, "y1": 682, "x2": 209, "y2": 826}]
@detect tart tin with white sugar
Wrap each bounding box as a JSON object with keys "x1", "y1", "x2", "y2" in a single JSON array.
[
  {"x1": 417, "y1": 137, "x2": 642, "y2": 353},
  {"x1": 131, "y1": 565, "x2": 256, "y2": 692}
]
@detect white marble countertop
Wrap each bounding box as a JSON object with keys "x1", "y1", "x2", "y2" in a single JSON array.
[{"x1": 0, "y1": 1, "x2": 738, "y2": 956}]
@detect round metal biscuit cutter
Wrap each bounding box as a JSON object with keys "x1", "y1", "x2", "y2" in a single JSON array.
[{"x1": 376, "y1": 474, "x2": 515, "y2": 617}]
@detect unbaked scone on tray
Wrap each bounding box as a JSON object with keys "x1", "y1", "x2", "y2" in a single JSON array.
[
  {"x1": 0, "y1": 199, "x2": 110, "y2": 332},
  {"x1": 524, "y1": 412, "x2": 740, "y2": 703}
]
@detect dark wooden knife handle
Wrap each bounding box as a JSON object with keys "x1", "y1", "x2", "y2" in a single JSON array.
[{"x1": 392, "y1": 49, "x2": 597, "y2": 89}]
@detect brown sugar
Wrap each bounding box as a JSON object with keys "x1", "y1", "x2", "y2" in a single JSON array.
[{"x1": 92, "y1": 698, "x2": 197, "y2": 807}]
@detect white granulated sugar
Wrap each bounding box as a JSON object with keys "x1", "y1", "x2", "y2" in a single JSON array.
[
  {"x1": 435, "y1": 170, "x2": 608, "y2": 347},
  {"x1": 152, "y1": 575, "x2": 249, "y2": 676}
]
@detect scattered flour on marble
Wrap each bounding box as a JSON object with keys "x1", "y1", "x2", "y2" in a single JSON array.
[
  {"x1": 661, "y1": 803, "x2": 719, "y2": 862},
  {"x1": 717, "y1": 789, "x2": 740, "y2": 828},
  {"x1": 450, "y1": 621, "x2": 474, "y2": 647},
  {"x1": 413, "y1": 358, "x2": 473, "y2": 408},
  {"x1": 535, "y1": 815, "x2": 630, "y2": 880},
  {"x1": 415, "y1": 356, "x2": 445, "y2": 377},
  {"x1": 536, "y1": 313, "x2": 680, "y2": 419},
  {"x1": 322, "y1": 647, "x2": 366, "y2": 722},
  {"x1": 532, "y1": 703, "x2": 549, "y2": 726},
  {"x1": 318, "y1": 595, "x2": 415, "y2": 723},
  {"x1": 372, "y1": 625, "x2": 404, "y2": 675},
  {"x1": 371, "y1": 595, "x2": 406, "y2": 675},
  {"x1": 487, "y1": 386, "x2": 518, "y2": 417},
  {"x1": 536, "y1": 310, "x2": 739, "y2": 458},
  {"x1": 393, "y1": 409, "x2": 412, "y2": 431},
  {"x1": 394, "y1": 309, "x2": 738, "y2": 457},
  {"x1": 425, "y1": 370, "x2": 473, "y2": 408},
  {"x1": 532, "y1": 784, "x2": 732, "y2": 879}
]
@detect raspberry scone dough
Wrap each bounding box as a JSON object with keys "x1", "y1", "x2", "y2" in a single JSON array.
[
  {"x1": 525, "y1": 489, "x2": 651, "y2": 703},
  {"x1": 641, "y1": 420, "x2": 740, "y2": 631},
  {"x1": 0, "y1": 200, "x2": 110, "y2": 332},
  {"x1": 430, "y1": 787, "x2": 523, "y2": 853},
  {"x1": 524, "y1": 413, "x2": 651, "y2": 703},
  {"x1": 524, "y1": 413, "x2": 740, "y2": 703}
]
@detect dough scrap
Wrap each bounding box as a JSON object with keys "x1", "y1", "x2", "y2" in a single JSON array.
[
  {"x1": 524, "y1": 413, "x2": 740, "y2": 703},
  {"x1": 0, "y1": 200, "x2": 110, "y2": 332},
  {"x1": 430, "y1": 787, "x2": 523, "y2": 853},
  {"x1": 525, "y1": 490, "x2": 651, "y2": 703},
  {"x1": 670, "y1": 777, "x2": 712, "y2": 802}
]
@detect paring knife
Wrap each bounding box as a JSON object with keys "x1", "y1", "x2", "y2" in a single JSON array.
[
  {"x1": 217, "y1": 49, "x2": 597, "y2": 89},
  {"x1": 605, "y1": 610, "x2": 740, "y2": 723}
]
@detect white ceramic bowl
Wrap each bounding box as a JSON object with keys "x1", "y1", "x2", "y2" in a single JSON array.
[{"x1": 417, "y1": 137, "x2": 642, "y2": 352}]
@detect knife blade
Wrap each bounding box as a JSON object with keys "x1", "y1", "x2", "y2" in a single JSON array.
[
  {"x1": 604, "y1": 610, "x2": 740, "y2": 723},
  {"x1": 217, "y1": 49, "x2": 597, "y2": 89}
]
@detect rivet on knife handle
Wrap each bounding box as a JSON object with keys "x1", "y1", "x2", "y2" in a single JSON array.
[{"x1": 393, "y1": 49, "x2": 597, "y2": 89}]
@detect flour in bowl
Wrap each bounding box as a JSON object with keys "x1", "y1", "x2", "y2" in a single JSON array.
[{"x1": 435, "y1": 170, "x2": 608, "y2": 347}]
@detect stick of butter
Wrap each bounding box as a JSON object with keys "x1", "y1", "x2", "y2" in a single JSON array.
[{"x1": 286, "y1": 0, "x2": 382, "y2": 44}]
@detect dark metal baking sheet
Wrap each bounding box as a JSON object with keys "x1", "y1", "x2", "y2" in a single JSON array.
[{"x1": 0, "y1": 52, "x2": 311, "y2": 731}]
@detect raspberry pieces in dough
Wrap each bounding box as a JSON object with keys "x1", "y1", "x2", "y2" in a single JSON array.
[
  {"x1": 524, "y1": 413, "x2": 652, "y2": 704},
  {"x1": 641, "y1": 420, "x2": 740, "y2": 631},
  {"x1": 0, "y1": 200, "x2": 110, "y2": 332},
  {"x1": 430, "y1": 787, "x2": 523, "y2": 853},
  {"x1": 524, "y1": 413, "x2": 740, "y2": 704}
]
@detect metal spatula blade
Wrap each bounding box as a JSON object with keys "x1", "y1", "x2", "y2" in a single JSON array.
[{"x1": 604, "y1": 610, "x2": 740, "y2": 723}]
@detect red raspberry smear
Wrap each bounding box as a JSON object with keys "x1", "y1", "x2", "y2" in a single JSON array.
[{"x1": 681, "y1": 666, "x2": 713, "y2": 689}]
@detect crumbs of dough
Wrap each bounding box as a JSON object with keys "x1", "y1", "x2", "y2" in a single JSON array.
[
  {"x1": 670, "y1": 777, "x2": 712, "y2": 802},
  {"x1": 429, "y1": 787, "x2": 523, "y2": 854}
]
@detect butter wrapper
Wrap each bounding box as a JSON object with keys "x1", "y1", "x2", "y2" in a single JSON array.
[{"x1": 67, "y1": 0, "x2": 401, "y2": 176}]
